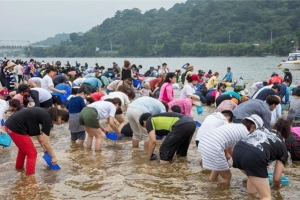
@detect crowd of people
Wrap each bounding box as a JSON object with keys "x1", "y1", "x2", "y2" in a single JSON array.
[{"x1": 0, "y1": 58, "x2": 300, "y2": 199}]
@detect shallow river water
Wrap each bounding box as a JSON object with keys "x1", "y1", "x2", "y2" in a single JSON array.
[{"x1": 1, "y1": 57, "x2": 300, "y2": 199}]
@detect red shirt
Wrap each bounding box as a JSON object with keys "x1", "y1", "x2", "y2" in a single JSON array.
[
  {"x1": 149, "y1": 78, "x2": 162, "y2": 91},
  {"x1": 268, "y1": 75, "x2": 283, "y2": 85}
]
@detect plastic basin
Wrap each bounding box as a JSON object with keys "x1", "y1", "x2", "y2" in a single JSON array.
[
  {"x1": 43, "y1": 152, "x2": 61, "y2": 170},
  {"x1": 268, "y1": 172, "x2": 289, "y2": 186},
  {"x1": 106, "y1": 132, "x2": 124, "y2": 140}
]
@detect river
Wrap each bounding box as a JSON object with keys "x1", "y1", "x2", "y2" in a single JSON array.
[{"x1": 0, "y1": 57, "x2": 299, "y2": 199}]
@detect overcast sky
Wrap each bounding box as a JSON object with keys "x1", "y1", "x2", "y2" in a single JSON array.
[{"x1": 1, "y1": 0, "x2": 186, "y2": 43}]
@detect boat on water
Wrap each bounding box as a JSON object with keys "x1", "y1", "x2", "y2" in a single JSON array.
[{"x1": 278, "y1": 52, "x2": 300, "y2": 70}]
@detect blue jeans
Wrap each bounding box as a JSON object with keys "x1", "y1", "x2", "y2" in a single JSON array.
[
  {"x1": 106, "y1": 88, "x2": 114, "y2": 95},
  {"x1": 194, "y1": 91, "x2": 206, "y2": 103}
]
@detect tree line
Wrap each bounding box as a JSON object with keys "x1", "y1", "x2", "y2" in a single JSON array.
[{"x1": 25, "y1": 0, "x2": 300, "y2": 57}]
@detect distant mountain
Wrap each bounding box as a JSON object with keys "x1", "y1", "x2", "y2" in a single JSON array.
[{"x1": 32, "y1": 32, "x2": 83, "y2": 46}]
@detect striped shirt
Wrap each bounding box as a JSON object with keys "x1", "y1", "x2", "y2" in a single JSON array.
[{"x1": 198, "y1": 123, "x2": 249, "y2": 151}]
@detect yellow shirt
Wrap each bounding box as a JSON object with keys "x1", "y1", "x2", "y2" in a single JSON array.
[{"x1": 206, "y1": 76, "x2": 217, "y2": 89}]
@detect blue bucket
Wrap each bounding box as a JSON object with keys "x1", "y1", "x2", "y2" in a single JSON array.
[
  {"x1": 133, "y1": 79, "x2": 140, "y2": 87},
  {"x1": 43, "y1": 152, "x2": 61, "y2": 170}
]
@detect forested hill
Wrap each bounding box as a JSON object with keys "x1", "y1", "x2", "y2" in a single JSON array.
[
  {"x1": 32, "y1": 32, "x2": 84, "y2": 46},
  {"x1": 26, "y1": 0, "x2": 300, "y2": 57}
]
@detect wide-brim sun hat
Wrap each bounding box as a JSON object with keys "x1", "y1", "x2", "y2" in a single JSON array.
[
  {"x1": 4, "y1": 61, "x2": 16, "y2": 70},
  {"x1": 244, "y1": 114, "x2": 264, "y2": 129}
]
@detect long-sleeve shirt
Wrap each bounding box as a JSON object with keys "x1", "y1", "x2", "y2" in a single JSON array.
[
  {"x1": 223, "y1": 71, "x2": 233, "y2": 82},
  {"x1": 279, "y1": 84, "x2": 290, "y2": 102},
  {"x1": 158, "y1": 82, "x2": 174, "y2": 103}
]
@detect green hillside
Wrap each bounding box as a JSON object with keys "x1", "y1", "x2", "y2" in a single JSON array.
[
  {"x1": 32, "y1": 32, "x2": 84, "y2": 46},
  {"x1": 25, "y1": 0, "x2": 300, "y2": 57}
]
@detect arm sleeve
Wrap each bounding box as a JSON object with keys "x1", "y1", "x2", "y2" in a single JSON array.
[
  {"x1": 80, "y1": 98, "x2": 86, "y2": 110},
  {"x1": 229, "y1": 72, "x2": 232, "y2": 81},
  {"x1": 41, "y1": 115, "x2": 53, "y2": 136},
  {"x1": 30, "y1": 90, "x2": 40, "y2": 107},
  {"x1": 263, "y1": 112, "x2": 271, "y2": 129},
  {"x1": 166, "y1": 85, "x2": 174, "y2": 102},
  {"x1": 285, "y1": 88, "x2": 290, "y2": 102},
  {"x1": 146, "y1": 117, "x2": 154, "y2": 133},
  {"x1": 109, "y1": 104, "x2": 116, "y2": 117}
]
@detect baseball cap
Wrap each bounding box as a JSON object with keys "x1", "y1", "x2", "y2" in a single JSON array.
[
  {"x1": 190, "y1": 74, "x2": 201, "y2": 82},
  {"x1": 244, "y1": 114, "x2": 264, "y2": 129},
  {"x1": 0, "y1": 89, "x2": 9, "y2": 96}
]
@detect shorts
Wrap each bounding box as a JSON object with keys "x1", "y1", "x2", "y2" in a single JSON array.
[
  {"x1": 52, "y1": 95, "x2": 62, "y2": 105},
  {"x1": 121, "y1": 122, "x2": 133, "y2": 137},
  {"x1": 71, "y1": 131, "x2": 86, "y2": 141},
  {"x1": 82, "y1": 83, "x2": 96, "y2": 93},
  {"x1": 160, "y1": 121, "x2": 196, "y2": 161},
  {"x1": 232, "y1": 141, "x2": 268, "y2": 178},
  {"x1": 40, "y1": 98, "x2": 53, "y2": 108},
  {"x1": 79, "y1": 107, "x2": 100, "y2": 128}
]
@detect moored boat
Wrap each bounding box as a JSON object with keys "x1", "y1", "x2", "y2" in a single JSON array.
[{"x1": 278, "y1": 52, "x2": 300, "y2": 70}]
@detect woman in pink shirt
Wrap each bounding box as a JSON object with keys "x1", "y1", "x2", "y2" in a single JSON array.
[{"x1": 158, "y1": 72, "x2": 176, "y2": 103}]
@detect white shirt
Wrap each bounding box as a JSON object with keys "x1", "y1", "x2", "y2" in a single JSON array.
[
  {"x1": 101, "y1": 91, "x2": 130, "y2": 110},
  {"x1": 30, "y1": 88, "x2": 52, "y2": 103},
  {"x1": 73, "y1": 78, "x2": 86, "y2": 86},
  {"x1": 180, "y1": 83, "x2": 195, "y2": 98},
  {"x1": 271, "y1": 104, "x2": 282, "y2": 125},
  {"x1": 88, "y1": 101, "x2": 116, "y2": 119},
  {"x1": 42, "y1": 74, "x2": 54, "y2": 93},
  {"x1": 14, "y1": 64, "x2": 23, "y2": 75},
  {"x1": 0, "y1": 99, "x2": 8, "y2": 121},
  {"x1": 29, "y1": 77, "x2": 43, "y2": 84},
  {"x1": 195, "y1": 112, "x2": 228, "y2": 142}
]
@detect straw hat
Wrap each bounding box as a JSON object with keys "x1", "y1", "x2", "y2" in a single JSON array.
[
  {"x1": 142, "y1": 83, "x2": 151, "y2": 89},
  {"x1": 4, "y1": 61, "x2": 16, "y2": 70},
  {"x1": 187, "y1": 65, "x2": 194, "y2": 71}
]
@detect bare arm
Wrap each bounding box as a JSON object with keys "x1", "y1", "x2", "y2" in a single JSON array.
[
  {"x1": 37, "y1": 133, "x2": 57, "y2": 164},
  {"x1": 108, "y1": 116, "x2": 121, "y2": 137},
  {"x1": 49, "y1": 85, "x2": 66, "y2": 94},
  {"x1": 147, "y1": 130, "x2": 157, "y2": 160},
  {"x1": 273, "y1": 160, "x2": 284, "y2": 187}
]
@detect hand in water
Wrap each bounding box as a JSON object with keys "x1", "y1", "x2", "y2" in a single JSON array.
[
  {"x1": 117, "y1": 133, "x2": 122, "y2": 140},
  {"x1": 150, "y1": 154, "x2": 157, "y2": 161},
  {"x1": 51, "y1": 157, "x2": 57, "y2": 164}
]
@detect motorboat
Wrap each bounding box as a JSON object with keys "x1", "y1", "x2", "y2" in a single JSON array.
[{"x1": 278, "y1": 52, "x2": 300, "y2": 70}]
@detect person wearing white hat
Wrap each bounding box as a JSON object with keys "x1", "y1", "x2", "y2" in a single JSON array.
[
  {"x1": 232, "y1": 118, "x2": 290, "y2": 199},
  {"x1": 198, "y1": 114, "x2": 264, "y2": 185}
]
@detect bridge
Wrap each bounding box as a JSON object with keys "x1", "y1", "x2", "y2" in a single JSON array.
[{"x1": 0, "y1": 40, "x2": 50, "y2": 51}]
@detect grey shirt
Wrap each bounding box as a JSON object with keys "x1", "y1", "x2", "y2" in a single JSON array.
[
  {"x1": 233, "y1": 99, "x2": 271, "y2": 129},
  {"x1": 287, "y1": 98, "x2": 300, "y2": 120}
]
